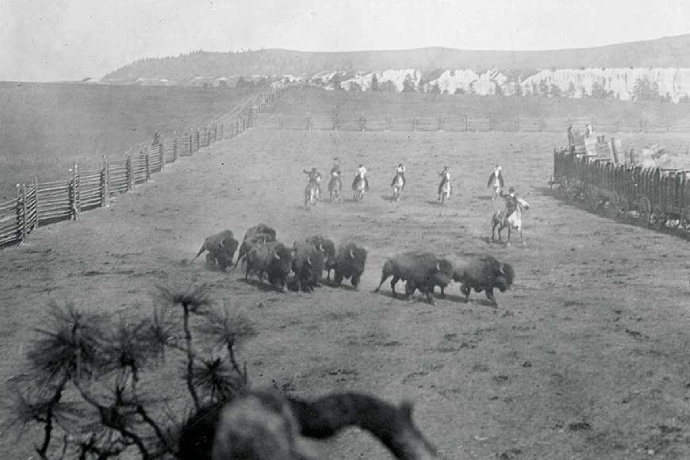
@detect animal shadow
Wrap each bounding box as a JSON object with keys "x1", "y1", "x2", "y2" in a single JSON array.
[
  {"x1": 321, "y1": 279, "x2": 358, "y2": 291},
  {"x1": 241, "y1": 278, "x2": 286, "y2": 292},
  {"x1": 381, "y1": 194, "x2": 403, "y2": 202},
  {"x1": 476, "y1": 196, "x2": 494, "y2": 201}
]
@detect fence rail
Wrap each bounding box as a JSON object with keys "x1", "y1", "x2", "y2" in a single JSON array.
[
  {"x1": 254, "y1": 113, "x2": 690, "y2": 133},
  {"x1": 1, "y1": 85, "x2": 292, "y2": 248}
]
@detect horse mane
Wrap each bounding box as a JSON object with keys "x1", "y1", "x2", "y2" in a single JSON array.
[{"x1": 182, "y1": 390, "x2": 439, "y2": 460}]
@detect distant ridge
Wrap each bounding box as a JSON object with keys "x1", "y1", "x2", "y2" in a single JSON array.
[{"x1": 103, "y1": 34, "x2": 690, "y2": 82}]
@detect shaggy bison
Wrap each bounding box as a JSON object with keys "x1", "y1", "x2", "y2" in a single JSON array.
[
  {"x1": 192, "y1": 230, "x2": 239, "y2": 271},
  {"x1": 235, "y1": 223, "x2": 278, "y2": 267},
  {"x1": 452, "y1": 254, "x2": 515, "y2": 306},
  {"x1": 290, "y1": 241, "x2": 326, "y2": 293},
  {"x1": 374, "y1": 252, "x2": 454, "y2": 304},
  {"x1": 327, "y1": 243, "x2": 367, "y2": 289},
  {"x1": 305, "y1": 235, "x2": 336, "y2": 278},
  {"x1": 245, "y1": 241, "x2": 293, "y2": 291}
]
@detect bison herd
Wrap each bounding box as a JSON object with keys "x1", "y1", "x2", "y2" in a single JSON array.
[{"x1": 194, "y1": 223, "x2": 515, "y2": 306}]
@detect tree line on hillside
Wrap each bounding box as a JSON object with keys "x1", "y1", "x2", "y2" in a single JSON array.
[{"x1": 327, "y1": 72, "x2": 689, "y2": 103}]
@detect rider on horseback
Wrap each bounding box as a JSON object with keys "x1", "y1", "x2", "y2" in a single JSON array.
[
  {"x1": 438, "y1": 166, "x2": 451, "y2": 197},
  {"x1": 304, "y1": 167, "x2": 322, "y2": 199},
  {"x1": 391, "y1": 163, "x2": 406, "y2": 190},
  {"x1": 352, "y1": 164, "x2": 370, "y2": 191},
  {"x1": 500, "y1": 187, "x2": 519, "y2": 217}
]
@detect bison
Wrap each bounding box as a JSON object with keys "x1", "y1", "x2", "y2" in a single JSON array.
[
  {"x1": 245, "y1": 241, "x2": 293, "y2": 291},
  {"x1": 290, "y1": 241, "x2": 326, "y2": 293},
  {"x1": 452, "y1": 254, "x2": 515, "y2": 306},
  {"x1": 235, "y1": 223, "x2": 278, "y2": 267},
  {"x1": 374, "y1": 252, "x2": 454, "y2": 304},
  {"x1": 192, "y1": 230, "x2": 239, "y2": 271},
  {"x1": 305, "y1": 235, "x2": 336, "y2": 279},
  {"x1": 327, "y1": 243, "x2": 367, "y2": 289}
]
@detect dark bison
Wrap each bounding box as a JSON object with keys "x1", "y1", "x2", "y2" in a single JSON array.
[
  {"x1": 374, "y1": 252, "x2": 454, "y2": 304},
  {"x1": 191, "y1": 230, "x2": 239, "y2": 271},
  {"x1": 235, "y1": 223, "x2": 278, "y2": 267},
  {"x1": 245, "y1": 241, "x2": 293, "y2": 291},
  {"x1": 290, "y1": 241, "x2": 326, "y2": 293},
  {"x1": 327, "y1": 243, "x2": 367, "y2": 289},
  {"x1": 305, "y1": 235, "x2": 336, "y2": 278},
  {"x1": 452, "y1": 254, "x2": 515, "y2": 306}
]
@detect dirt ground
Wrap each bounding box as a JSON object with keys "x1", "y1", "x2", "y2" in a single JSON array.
[{"x1": 2, "y1": 129, "x2": 690, "y2": 459}]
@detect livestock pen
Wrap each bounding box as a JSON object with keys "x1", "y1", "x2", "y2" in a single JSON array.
[{"x1": 0, "y1": 86, "x2": 292, "y2": 247}]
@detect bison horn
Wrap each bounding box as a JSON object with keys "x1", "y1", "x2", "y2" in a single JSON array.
[
  {"x1": 274, "y1": 252, "x2": 281, "y2": 260},
  {"x1": 349, "y1": 249, "x2": 355, "y2": 259},
  {"x1": 306, "y1": 256, "x2": 312, "y2": 266},
  {"x1": 435, "y1": 262, "x2": 441, "y2": 271},
  {"x1": 319, "y1": 243, "x2": 324, "y2": 252},
  {"x1": 219, "y1": 239, "x2": 225, "y2": 248}
]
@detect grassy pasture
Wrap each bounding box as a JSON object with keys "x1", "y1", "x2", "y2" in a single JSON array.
[
  {"x1": 276, "y1": 87, "x2": 690, "y2": 126},
  {"x1": 2, "y1": 126, "x2": 690, "y2": 458},
  {"x1": 0, "y1": 82, "x2": 258, "y2": 200}
]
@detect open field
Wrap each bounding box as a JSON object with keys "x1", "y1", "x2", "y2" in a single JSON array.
[
  {"x1": 0, "y1": 82, "x2": 257, "y2": 200},
  {"x1": 274, "y1": 87, "x2": 690, "y2": 127},
  {"x1": 2, "y1": 127, "x2": 690, "y2": 459}
]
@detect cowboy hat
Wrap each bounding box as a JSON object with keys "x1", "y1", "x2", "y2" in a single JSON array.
[{"x1": 508, "y1": 187, "x2": 515, "y2": 193}]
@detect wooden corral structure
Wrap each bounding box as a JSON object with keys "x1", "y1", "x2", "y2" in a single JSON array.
[
  {"x1": 551, "y1": 148, "x2": 690, "y2": 231},
  {"x1": 0, "y1": 87, "x2": 292, "y2": 247}
]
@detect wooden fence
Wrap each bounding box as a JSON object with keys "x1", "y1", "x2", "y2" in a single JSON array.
[
  {"x1": 254, "y1": 113, "x2": 690, "y2": 134},
  {"x1": 0, "y1": 86, "x2": 291, "y2": 248}
]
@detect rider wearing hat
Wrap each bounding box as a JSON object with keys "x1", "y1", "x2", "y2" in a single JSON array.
[
  {"x1": 303, "y1": 167, "x2": 323, "y2": 199},
  {"x1": 392, "y1": 162, "x2": 407, "y2": 190},
  {"x1": 352, "y1": 164, "x2": 370, "y2": 191},
  {"x1": 438, "y1": 166, "x2": 451, "y2": 196},
  {"x1": 501, "y1": 186, "x2": 519, "y2": 216}
]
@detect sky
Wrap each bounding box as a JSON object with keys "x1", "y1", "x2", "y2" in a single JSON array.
[{"x1": 1, "y1": 0, "x2": 690, "y2": 82}]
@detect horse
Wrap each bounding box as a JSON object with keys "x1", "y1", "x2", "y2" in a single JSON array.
[
  {"x1": 304, "y1": 181, "x2": 319, "y2": 210},
  {"x1": 491, "y1": 197, "x2": 530, "y2": 246},
  {"x1": 352, "y1": 175, "x2": 367, "y2": 201},
  {"x1": 488, "y1": 172, "x2": 504, "y2": 200},
  {"x1": 328, "y1": 174, "x2": 342, "y2": 203},
  {"x1": 391, "y1": 172, "x2": 405, "y2": 201},
  {"x1": 438, "y1": 178, "x2": 452, "y2": 204}
]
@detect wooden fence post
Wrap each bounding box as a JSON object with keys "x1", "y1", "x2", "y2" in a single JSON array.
[
  {"x1": 70, "y1": 163, "x2": 80, "y2": 221},
  {"x1": 158, "y1": 142, "x2": 164, "y2": 170},
  {"x1": 412, "y1": 116, "x2": 417, "y2": 132},
  {"x1": 101, "y1": 156, "x2": 109, "y2": 208},
  {"x1": 33, "y1": 177, "x2": 39, "y2": 229},
  {"x1": 144, "y1": 147, "x2": 151, "y2": 181},
  {"x1": 438, "y1": 116, "x2": 444, "y2": 131},
  {"x1": 386, "y1": 115, "x2": 392, "y2": 131},
  {"x1": 17, "y1": 183, "x2": 27, "y2": 243},
  {"x1": 359, "y1": 115, "x2": 366, "y2": 131},
  {"x1": 126, "y1": 153, "x2": 133, "y2": 192},
  {"x1": 515, "y1": 114, "x2": 521, "y2": 132},
  {"x1": 464, "y1": 115, "x2": 468, "y2": 132}
]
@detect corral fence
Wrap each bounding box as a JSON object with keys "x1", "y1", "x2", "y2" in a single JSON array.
[
  {"x1": 551, "y1": 148, "x2": 690, "y2": 235},
  {"x1": 254, "y1": 113, "x2": 690, "y2": 133},
  {"x1": 0, "y1": 85, "x2": 294, "y2": 248}
]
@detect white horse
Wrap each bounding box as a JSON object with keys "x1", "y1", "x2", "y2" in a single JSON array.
[
  {"x1": 491, "y1": 197, "x2": 530, "y2": 245},
  {"x1": 391, "y1": 172, "x2": 405, "y2": 201},
  {"x1": 487, "y1": 168, "x2": 504, "y2": 200},
  {"x1": 438, "y1": 178, "x2": 452, "y2": 204},
  {"x1": 304, "y1": 181, "x2": 319, "y2": 209},
  {"x1": 352, "y1": 174, "x2": 368, "y2": 200}
]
